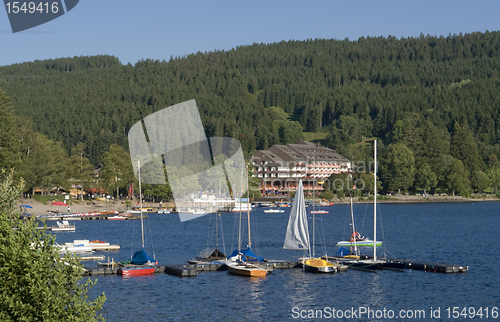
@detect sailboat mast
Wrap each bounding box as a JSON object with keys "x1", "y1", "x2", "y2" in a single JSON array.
[
  {"x1": 373, "y1": 140, "x2": 377, "y2": 261},
  {"x1": 138, "y1": 160, "x2": 145, "y2": 249},
  {"x1": 312, "y1": 158, "x2": 315, "y2": 258},
  {"x1": 350, "y1": 197, "x2": 358, "y2": 255},
  {"x1": 215, "y1": 197, "x2": 219, "y2": 250},
  {"x1": 246, "y1": 164, "x2": 251, "y2": 248},
  {"x1": 215, "y1": 181, "x2": 219, "y2": 249},
  {"x1": 350, "y1": 158, "x2": 358, "y2": 255},
  {"x1": 238, "y1": 168, "x2": 242, "y2": 253}
]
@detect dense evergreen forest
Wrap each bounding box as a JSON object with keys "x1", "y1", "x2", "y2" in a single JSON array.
[{"x1": 1, "y1": 31, "x2": 500, "y2": 197}]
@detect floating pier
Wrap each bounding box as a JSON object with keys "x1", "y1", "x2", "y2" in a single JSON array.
[
  {"x1": 84, "y1": 260, "x2": 301, "y2": 277},
  {"x1": 83, "y1": 257, "x2": 467, "y2": 276},
  {"x1": 322, "y1": 255, "x2": 468, "y2": 273},
  {"x1": 380, "y1": 257, "x2": 468, "y2": 273},
  {"x1": 81, "y1": 255, "x2": 105, "y2": 261},
  {"x1": 89, "y1": 243, "x2": 120, "y2": 251},
  {"x1": 60, "y1": 240, "x2": 120, "y2": 253},
  {"x1": 164, "y1": 265, "x2": 198, "y2": 277},
  {"x1": 86, "y1": 265, "x2": 166, "y2": 276}
]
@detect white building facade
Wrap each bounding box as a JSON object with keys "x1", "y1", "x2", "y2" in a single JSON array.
[{"x1": 250, "y1": 140, "x2": 351, "y2": 196}]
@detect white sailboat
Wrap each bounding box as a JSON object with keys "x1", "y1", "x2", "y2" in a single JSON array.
[
  {"x1": 335, "y1": 140, "x2": 385, "y2": 270},
  {"x1": 284, "y1": 179, "x2": 338, "y2": 273}
]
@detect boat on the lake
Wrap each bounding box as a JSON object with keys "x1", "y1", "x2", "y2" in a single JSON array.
[
  {"x1": 51, "y1": 220, "x2": 75, "y2": 232},
  {"x1": 226, "y1": 167, "x2": 271, "y2": 277},
  {"x1": 226, "y1": 253, "x2": 269, "y2": 277},
  {"x1": 334, "y1": 140, "x2": 385, "y2": 271},
  {"x1": 188, "y1": 248, "x2": 226, "y2": 264},
  {"x1": 57, "y1": 240, "x2": 93, "y2": 254},
  {"x1": 310, "y1": 209, "x2": 328, "y2": 214},
  {"x1": 188, "y1": 209, "x2": 227, "y2": 264},
  {"x1": 264, "y1": 208, "x2": 284, "y2": 213},
  {"x1": 108, "y1": 215, "x2": 127, "y2": 220},
  {"x1": 232, "y1": 198, "x2": 253, "y2": 212},
  {"x1": 283, "y1": 179, "x2": 339, "y2": 273},
  {"x1": 118, "y1": 160, "x2": 158, "y2": 276},
  {"x1": 178, "y1": 208, "x2": 206, "y2": 216}
]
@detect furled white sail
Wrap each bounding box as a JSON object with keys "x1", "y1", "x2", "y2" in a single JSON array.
[{"x1": 283, "y1": 180, "x2": 310, "y2": 252}]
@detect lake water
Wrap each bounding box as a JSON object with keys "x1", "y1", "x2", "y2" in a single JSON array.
[{"x1": 55, "y1": 201, "x2": 500, "y2": 321}]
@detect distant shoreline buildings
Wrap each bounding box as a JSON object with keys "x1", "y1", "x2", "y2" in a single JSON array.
[{"x1": 249, "y1": 140, "x2": 351, "y2": 196}]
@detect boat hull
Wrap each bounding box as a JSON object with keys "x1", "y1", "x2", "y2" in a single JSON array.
[
  {"x1": 264, "y1": 209, "x2": 284, "y2": 213},
  {"x1": 335, "y1": 258, "x2": 385, "y2": 271},
  {"x1": 228, "y1": 266, "x2": 267, "y2": 277},
  {"x1": 118, "y1": 266, "x2": 156, "y2": 276},
  {"x1": 108, "y1": 216, "x2": 127, "y2": 220},
  {"x1": 336, "y1": 240, "x2": 383, "y2": 247},
  {"x1": 303, "y1": 258, "x2": 337, "y2": 273},
  {"x1": 226, "y1": 262, "x2": 268, "y2": 277}
]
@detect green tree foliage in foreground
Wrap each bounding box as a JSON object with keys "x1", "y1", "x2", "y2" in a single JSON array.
[{"x1": 0, "y1": 171, "x2": 106, "y2": 321}]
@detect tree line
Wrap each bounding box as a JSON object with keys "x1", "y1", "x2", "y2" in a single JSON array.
[{"x1": 1, "y1": 31, "x2": 500, "y2": 198}]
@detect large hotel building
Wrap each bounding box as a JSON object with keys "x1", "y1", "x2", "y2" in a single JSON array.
[{"x1": 249, "y1": 140, "x2": 351, "y2": 196}]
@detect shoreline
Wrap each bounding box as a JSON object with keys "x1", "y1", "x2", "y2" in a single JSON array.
[
  {"x1": 18, "y1": 195, "x2": 499, "y2": 216},
  {"x1": 326, "y1": 195, "x2": 499, "y2": 205}
]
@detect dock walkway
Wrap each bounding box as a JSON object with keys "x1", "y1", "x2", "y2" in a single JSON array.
[{"x1": 85, "y1": 260, "x2": 301, "y2": 277}]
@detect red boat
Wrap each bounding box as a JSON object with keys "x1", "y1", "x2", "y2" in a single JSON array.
[
  {"x1": 310, "y1": 210, "x2": 329, "y2": 214},
  {"x1": 118, "y1": 249, "x2": 158, "y2": 276},
  {"x1": 118, "y1": 160, "x2": 158, "y2": 277},
  {"x1": 118, "y1": 266, "x2": 156, "y2": 276}
]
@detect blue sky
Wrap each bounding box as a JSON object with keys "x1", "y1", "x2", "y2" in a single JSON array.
[{"x1": 1, "y1": 0, "x2": 500, "y2": 67}]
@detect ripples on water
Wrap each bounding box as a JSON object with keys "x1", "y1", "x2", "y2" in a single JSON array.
[{"x1": 55, "y1": 201, "x2": 500, "y2": 321}]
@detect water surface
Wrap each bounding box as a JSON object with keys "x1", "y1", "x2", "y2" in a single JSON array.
[{"x1": 55, "y1": 201, "x2": 500, "y2": 321}]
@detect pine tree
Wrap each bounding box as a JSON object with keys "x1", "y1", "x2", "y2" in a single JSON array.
[
  {"x1": 0, "y1": 89, "x2": 19, "y2": 171},
  {"x1": 450, "y1": 122, "x2": 482, "y2": 181}
]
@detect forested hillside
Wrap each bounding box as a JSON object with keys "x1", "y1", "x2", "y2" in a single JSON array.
[{"x1": 1, "y1": 31, "x2": 500, "y2": 196}]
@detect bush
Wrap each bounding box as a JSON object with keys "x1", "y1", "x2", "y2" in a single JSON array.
[
  {"x1": 33, "y1": 194, "x2": 67, "y2": 205},
  {"x1": 320, "y1": 190, "x2": 334, "y2": 200},
  {"x1": 459, "y1": 189, "x2": 471, "y2": 198},
  {"x1": 0, "y1": 171, "x2": 106, "y2": 321}
]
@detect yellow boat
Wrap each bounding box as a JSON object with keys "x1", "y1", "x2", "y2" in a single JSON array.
[{"x1": 304, "y1": 258, "x2": 337, "y2": 273}]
